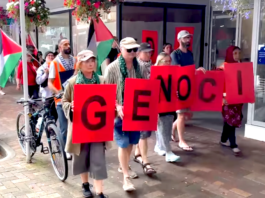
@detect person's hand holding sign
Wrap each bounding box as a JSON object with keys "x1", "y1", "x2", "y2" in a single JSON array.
[
  {"x1": 196, "y1": 67, "x2": 206, "y2": 74},
  {"x1": 116, "y1": 104, "x2": 124, "y2": 120},
  {"x1": 71, "y1": 101, "x2": 74, "y2": 112}
]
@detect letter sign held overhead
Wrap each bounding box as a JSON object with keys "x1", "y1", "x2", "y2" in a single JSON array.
[{"x1": 72, "y1": 84, "x2": 116, "y2": 143}]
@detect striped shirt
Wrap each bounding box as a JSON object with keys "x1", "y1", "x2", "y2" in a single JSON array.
[{"x1": 104, "y1": 59, "x2": 148, "y2": 105}]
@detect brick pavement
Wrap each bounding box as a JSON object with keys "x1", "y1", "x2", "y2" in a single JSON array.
[{"x1": 1, "y1": 84, "x2": 265, "y2": 198}]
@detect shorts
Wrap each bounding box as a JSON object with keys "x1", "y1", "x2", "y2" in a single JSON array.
[
  {"x1": 114, "y1": 118, "x2": 140, "y2": 148},
  {"x1": 140, "y1": 131, "x2": 152, "y2": 139},
  {"x1": 176, "y1": 108, "x2": 189, "y2": 114}
]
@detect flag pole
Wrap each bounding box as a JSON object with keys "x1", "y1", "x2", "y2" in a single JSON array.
[{"x1": 19, "y1": 0, "x2": 31, "y2": 163}]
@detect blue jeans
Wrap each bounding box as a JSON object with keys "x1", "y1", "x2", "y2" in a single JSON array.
[{"x1": 56, "y1": 105, "x2": 68, "y2": 148}]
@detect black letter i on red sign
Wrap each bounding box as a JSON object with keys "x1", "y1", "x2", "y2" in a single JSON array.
[{"x1": 237, "y1": 71, "x2": 243, "y2": 95}]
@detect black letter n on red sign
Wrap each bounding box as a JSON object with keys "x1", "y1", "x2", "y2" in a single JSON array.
[
  {"x1": 133, "y1": 90, "x2": 151, "y2": 121},
  {"x1": 157, "y1": 75, "x2": 172, "y2": 102}
]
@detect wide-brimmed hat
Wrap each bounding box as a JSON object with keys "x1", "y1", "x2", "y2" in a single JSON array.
[
  {"x1": 120, "y1": 37, "x2": 140, "y2": 49},
  {"x1": 77, "y1": 50, "x2": 95, "y2": 62},
  {"x1": 177, "y1": 30, "x2": 193, "y2": 40}
]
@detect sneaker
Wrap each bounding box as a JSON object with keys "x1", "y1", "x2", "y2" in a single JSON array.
[
  {"x1": 82, "y1": 183, "x2": 93, "y2": 198},
  {"x1": 220, "y1": 141, "x2": 230, "y2": 147},
  {"x1": 123, "y1": 177, "x2": 135, "y2": 192},
  {"x1": 66, "y1": 153, "x2": 72, "y2": 160},
  {"x1": 118, "y1": 166, "x2": 138, "y2": 179},
  {"x1": 154, "y1": 146, "x2": 166, "y2": 156},
  {"x1": 165, "y1": 151, "x2": 181, "y2": 162},
  {"x1": 95, "y1": 193, "x2": 108, "y2": 198},
  {"x1": 0, "y1": 90, "x2": 5, "y2": 95},
  {"x1": 232, "y1": 148, "x2": 241, "y2": 154}
]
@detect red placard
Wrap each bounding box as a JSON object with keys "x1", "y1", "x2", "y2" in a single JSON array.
[
  {"x1": 150, "y1": 66, "x2": 178, "y2": 113},
  {"x1": 190, "y1": 71, "x2": 225, "y2": 111},
  {"x1": 142, "y1": 30, "x2": 158, "y2": 64},
  {"x1": 122, "y1": 78, "x2": 160, "y2": 131},
  {"x1": 72, "y1": 84, "x2": 116, "y2": 143},
  {"x1": 176, "y1": 65, "x2": 196, "y2": 110},
  {"x1": 224, "y1": 62, "x2": 255, "y2": 104},
  {"x1": 174, "y1": 27, "x2": 195, "y2": 51}
]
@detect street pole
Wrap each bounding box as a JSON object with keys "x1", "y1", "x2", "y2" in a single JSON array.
[{"x1": 19, "y1": 0, "x2": 31, "y2": 163}]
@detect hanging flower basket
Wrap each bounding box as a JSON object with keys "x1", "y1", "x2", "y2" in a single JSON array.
[
  {"x1": 64, "y1": 0, "x2": 123, "y2": 22},
  {"x1": 0, "y1": 7, "x2": 9, "y2": 27},
  {"x1": 213, "y1": 0, "x2": 253, "y2": 19},
  {"x1": 6, "y1": 0, "x2": 50, "y2": 32}
]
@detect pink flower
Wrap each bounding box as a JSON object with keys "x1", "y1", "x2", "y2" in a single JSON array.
[
  {"x1": 76, "y1": 0, "x2": 81, "y2": 6},
  {"x1": 25, "y1": 2, "x2": 29, "y2": 7},
  {"x1": 14, "y1": 5, "x2": 19, "y2": 9},
  {"x1": 93, "y1": 2, "x2": 101, "y2": 9},
  {"x1": 87, "y1": 1, "x2": 91, "y2": 6}
]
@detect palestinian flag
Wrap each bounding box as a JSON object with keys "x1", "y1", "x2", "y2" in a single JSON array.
[
  {"x1": 0, "y1": 29, "x2": 22, "y2": 88},
  {"x1": 87, "y1": 18, "x2": 114, "y2": 75}
]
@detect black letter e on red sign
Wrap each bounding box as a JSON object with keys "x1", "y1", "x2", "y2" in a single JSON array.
[{"x1": 133, "y1": 90, "x2": 151, "y2": 121}]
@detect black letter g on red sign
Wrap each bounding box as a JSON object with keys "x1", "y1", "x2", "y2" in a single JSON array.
[{"x1": 81, "y1": 95, "x2": 106, "y2": 131}]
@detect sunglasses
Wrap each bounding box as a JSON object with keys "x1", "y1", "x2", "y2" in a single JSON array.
[{"x1": 127, "y1": 48, "x2": 138, "y2": 53}]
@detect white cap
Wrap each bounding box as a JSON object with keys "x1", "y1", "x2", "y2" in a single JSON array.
[
  {"x1": 177, "y1": 30, "x2": 193, "y2": 40},
  {"x1": 120, "y1": 37, "x2": 140, "y2": 49},
  {"x1": 77, "y1": 50, "x2": 95, "y2": 62}
]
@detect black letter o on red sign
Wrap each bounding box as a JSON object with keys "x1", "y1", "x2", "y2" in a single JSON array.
[
  {"x1": 81, "y1": 95, "x2": 106, "y2": 131},
  {"x1": 199, "y1": 78, "x2": 216, "y2": 102},
  {"x1": 177, "y1": 75, "x2": 191, "y2": 101}
]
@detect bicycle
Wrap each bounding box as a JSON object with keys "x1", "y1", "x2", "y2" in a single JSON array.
[{"x1": 16, "y1": 93, "x2": 68, "y2": 181}]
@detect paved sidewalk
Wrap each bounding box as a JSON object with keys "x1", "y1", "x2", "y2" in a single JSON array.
[{"x1": 1, "y1": 84, "x2": 265, "y2": 198}]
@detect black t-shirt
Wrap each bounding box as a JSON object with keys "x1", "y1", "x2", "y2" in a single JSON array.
[
  {"x1": 170, "y1": 49, "x2": 194, "y2": 66},
  {"x1": 107, "y1": 48, "x2": 119, "y2": 63}
]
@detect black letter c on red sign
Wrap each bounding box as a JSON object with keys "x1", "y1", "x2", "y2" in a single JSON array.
[
  {"x1": 177, "y1": 75, "x2": 191, "y2": 101},
  {"x1": 199, "y1": 78, "x2": 216, "y2": 102},
  {"x1": 81, "y1": 95, "x2": 106, "y2": 131},
  {"x1": 133, "y1": 90, "x2": 151, "y2": 121}
]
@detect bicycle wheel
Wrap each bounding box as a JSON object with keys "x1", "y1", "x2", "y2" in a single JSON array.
[
  {"x1": 16, "y1": 113, "x2": 35, "y2": 157},
  {"x1": 45, "y1": 122, "x2": 68, "y2": 181}
]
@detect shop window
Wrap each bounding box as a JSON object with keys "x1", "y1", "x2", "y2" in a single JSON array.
[{"x1": 38, "y1": 12, "x2": 71, "y2": 56}]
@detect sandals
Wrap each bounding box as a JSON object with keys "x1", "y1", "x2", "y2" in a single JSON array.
[
  {"x1": 178, "y1": 145, "x2": 193, "y2": 152},
  {"x1": 142, "y1": 163, "x2": 156, "y2": 176},
  {"x1": 134, "y1": 155, "x2": 156, "y2": 176},
  {"x1": 134, "y1": 154, "x2": 142, "y2": 164}
]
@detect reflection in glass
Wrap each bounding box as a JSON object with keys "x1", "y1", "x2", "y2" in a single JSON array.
[{"x1": 38, "y1": 12, "x2": 70, "y2": 56}]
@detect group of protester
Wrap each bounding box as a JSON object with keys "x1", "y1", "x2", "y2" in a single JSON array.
[{"x1": 13, "y1": 30, "x2": 244, "y2": 198}]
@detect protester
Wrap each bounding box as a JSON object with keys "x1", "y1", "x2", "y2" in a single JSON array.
[
  {"x1": 37, "y1": 51, "x2": 45, "y2": 65},
  {"x1": 154, "y1": 52, "x2": 181, "y2": 162},
  {"x1": 62, "y1": 50, "x2": 109, "y2": 198},
  {"x1": 105, "y1": 37, "x2": 148, "y2": 191},
  {"x1": 162, "y1": 43, "x2": 173, "y2": 54},
  {"x1": 218, "y1": 46, "x2": 243, "y2": 155},
  {"x1": 48, "y1": 38, "x2": 77, "y2": 160},
  {"x1": 170, "y1": 30, "x2": 205, "y2": 151},
  {"x1": 133, "y1": 42, "x2": 156, "y2": 175},
  {"x1": 16, "y1": 51, "x2": 39, "y2": 99},
  {"x1": 36, "y1": 51, "x2": 54, "y2": 98},
  {"x1": 27, "y1": 45, "x2": 40, "y2": 67},
  {"x1": 105, "y1": 36, "x2": 119, "y2": 65}
]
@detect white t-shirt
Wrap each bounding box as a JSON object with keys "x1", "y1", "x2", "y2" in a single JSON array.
[{"x1": 48, "y1": 58, "x2": 70, "y2": 79}]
